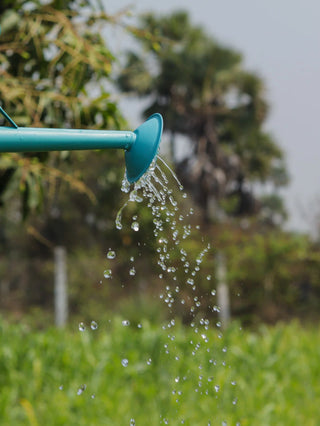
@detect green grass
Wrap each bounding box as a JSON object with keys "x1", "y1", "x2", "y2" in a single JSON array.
[{"x1": 0, "y1": 317, "x2": 319, "y2": 425}]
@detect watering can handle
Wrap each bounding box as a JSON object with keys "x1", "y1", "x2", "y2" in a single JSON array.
[{"x1": 0, "y1": 106, "x2": 18, "y2": 129}]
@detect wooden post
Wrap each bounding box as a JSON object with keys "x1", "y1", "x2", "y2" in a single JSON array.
[
  {"x1": 54, "y1": 246, "x2": 68, "y2": 327},
  {"x1": 216, "y1": 252, "x2": 230, "y2": 328}
]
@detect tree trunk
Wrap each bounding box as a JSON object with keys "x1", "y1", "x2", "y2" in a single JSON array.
[{"x1": 216, "y1": 252, "x2": 230, "y2": 329}]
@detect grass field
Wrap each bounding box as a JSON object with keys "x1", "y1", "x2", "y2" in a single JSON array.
[{"x1": 0, "y1": 316, "x2": 319, "y2": 425}]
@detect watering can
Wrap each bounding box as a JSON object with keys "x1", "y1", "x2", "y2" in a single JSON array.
[{"x1": 0, "y1": 106, "x2": 163, "y2": 183}]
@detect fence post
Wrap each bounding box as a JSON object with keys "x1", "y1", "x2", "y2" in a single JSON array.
[
  {"x1": 216, "y1": 252, "x2": 230, "y2": 328},
  {"x1": 54, "y1": 246, "x2": 68, "y2": 327}
]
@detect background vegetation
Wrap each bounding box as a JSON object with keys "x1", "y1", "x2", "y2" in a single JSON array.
[
  {"x1": 1, "y1": 318, "x2": 320, "y2": 425},
  {"x1": 0, "y1": 0, "x2": 320, "y2": 325},
  {"x1": 1, "y1": 1, "x2": 320, "y2": 424}
]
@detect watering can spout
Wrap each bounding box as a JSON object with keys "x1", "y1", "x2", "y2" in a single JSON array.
[
  {"x1": 0, "y1": 107, "x2": 163, "y2": 183},
  {"x1": 126, "y1": 113, "x2": 163, "y2": 183}
]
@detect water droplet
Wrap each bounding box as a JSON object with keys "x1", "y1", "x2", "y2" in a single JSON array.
[
  {"x1": 79, "y1": 322, "x2": 85, "y2": 332},
  {"x1": 129, "y1": 190, "x2": 143, "y2": 202},
  {"x1": 90, "y1": 321, "x2": 98, "y2": 330},
  {"x1": 116, "y1": 221, "x2": 123, "y2": 230},
  {"x1": 187, "y1": 278, "x2": 194, "y2": 286},
  {"x1": 211, "y1": 289, "x2": 216, "y2": 296},
  {"x1": 232, "y1": 397, "x2": 238, "y2": 405},
  {"x1": 59, "y1": 385, "x2": 63, "y2": 390},
  {"x1": 207, "y1": 275, "x2": 212, "y2": 281},
  {"x1": 107, "y1": 250, "x2": 116, "y2": 259},
  {"x1": 214, "y1": 385, "x2": 220, "y2": 393},
  {"x1": 121, "y1": 358, "x2": 129, "y2": 367},
  {"x1": 91, "y1": 394, "x2": 95, "y2": 399},
  {"x1": 147, "y1": 358, "x2": 152, "y2": 365},
  {"x1": 121, "y1": 176, "x2": 131, "y2": 193},
  {"x1": 129, "y1": 267, "x2": 136, "y2": 276},
  {"x1": 130, "y1": 419, "x2": 135, "y2": 426},
  {"x1": 131, "y1": 221, "x2": 139, "y2": 232},
  {"x1": 104, "y1": 269, "x2": 112, "y2": 279},
  {"x1": 77, "y1": 384, "x2": 87, "y2": 395},
  {"x1": 122, "y1": 320, "x2": 130, "y2": 326},
  {"x1": 115, "y1": 202, "x2": 127, "y2": 230},
  {"x1": 169, "y1": 195, "x2": 177, "y2": 207}
]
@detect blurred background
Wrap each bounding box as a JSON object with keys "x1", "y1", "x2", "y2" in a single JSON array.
[
  {"x1": 1, "y1": 1, "x2": 320, "y2": 424},
  {"x1": 0, "y1": 0, "x2": 319, "y2": 326}
]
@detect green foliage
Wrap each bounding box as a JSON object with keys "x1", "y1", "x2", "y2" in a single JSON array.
[
  {"x1": 212, "y1": 224, "x2": 320, "y2": 323},
  {"x1": 0, "y1": 0, "x2": 119, "y2": 127},
  {"x1": 0, "y1": 318, "x2": 319, "y2": 424},
  {"x1": 0, "y1": 3, "x2": 318, "y2": 335},
  {"x1": 0, "y1": 0, "x2": 124, "y2": 216}
]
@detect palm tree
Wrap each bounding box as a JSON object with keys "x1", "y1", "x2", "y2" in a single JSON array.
[{"x1": 118, "y1": 11, "x2": 288, "y2": 223}]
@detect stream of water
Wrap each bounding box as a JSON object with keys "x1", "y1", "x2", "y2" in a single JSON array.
[
  {"x1": 76, "y1": 156, "x2": 239, "y2": 424},
  {"x1": 110, "y1": 158, "x2": 238, "y2": 424}
]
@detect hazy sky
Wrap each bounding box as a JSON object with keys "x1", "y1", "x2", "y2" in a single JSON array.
[{"x1": 105, "y1": 0, "x2": 320, "y2": 233}]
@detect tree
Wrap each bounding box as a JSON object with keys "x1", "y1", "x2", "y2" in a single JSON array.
[
  {"x1": 118, "y1": 11, "x2": 288, "y2": 223},
  {"x1": 0, "y1": 0, "x2": 124, "y2": 218}
]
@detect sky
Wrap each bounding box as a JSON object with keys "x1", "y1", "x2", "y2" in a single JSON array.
[{"x1": 105, "y1": 0, "x2": 320, "y2": 233}]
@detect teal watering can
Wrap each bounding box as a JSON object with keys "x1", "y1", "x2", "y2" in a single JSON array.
[{"x1": 0, "y1": 106, "x2": 163, "y2": 183}]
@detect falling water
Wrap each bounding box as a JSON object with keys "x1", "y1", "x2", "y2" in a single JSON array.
[
  {"x1": 70, "y1": 154, "x2": 238, "y2": 423},
  {"x1": 110, "y1": 156, "x2": 239, "y2": 424}
]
